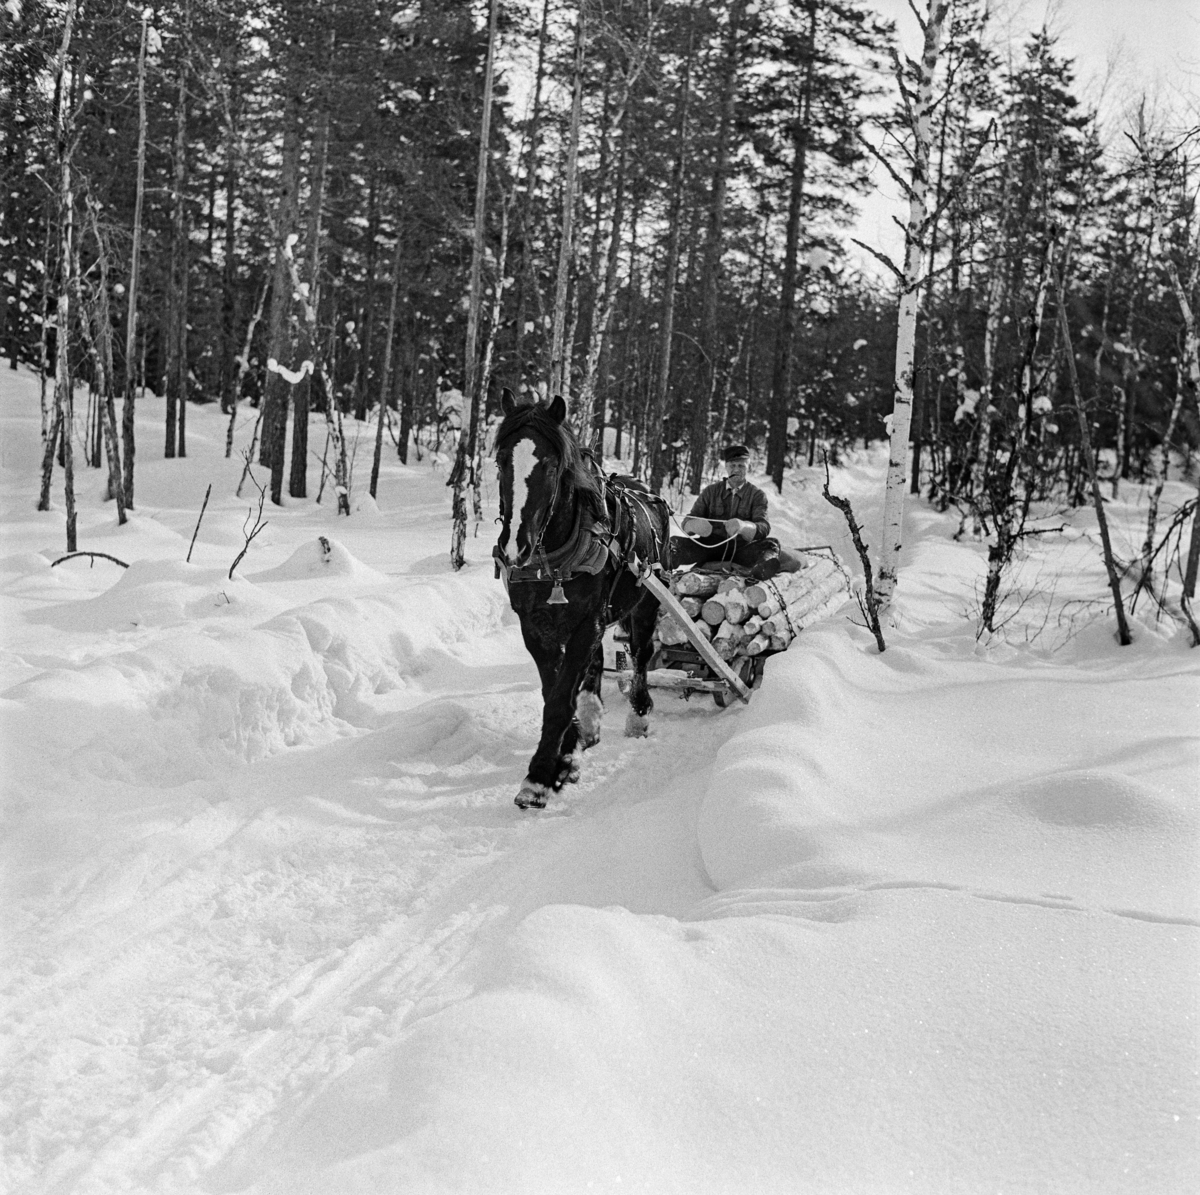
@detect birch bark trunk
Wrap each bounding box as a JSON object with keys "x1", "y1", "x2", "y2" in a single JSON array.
[
  {"x1": 84, "y1": 201, "x2": 126, "y2": 523},
  {"x1": 450, "y1": 0, "x2": 499, "y2": 570},
  {"x1": 291, "y1": 85, "x2": 330, "y2": 499},
  {"x1": 40, "y1": 0, "x2": 80, "y2": 552},
  {"x1": 548, "y1": 7, "x2": 586, "y2": 402},
  {"x1": 260, "y1": 77, "x2": 302, "y2": 505},
  {"x1": 875, "y1": 0, "x2": 949, "y2": 611}
]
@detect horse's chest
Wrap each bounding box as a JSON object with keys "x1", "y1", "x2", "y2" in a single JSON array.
[{"x1": 510, "y1": 581, "x2": 603, "y2": 650}]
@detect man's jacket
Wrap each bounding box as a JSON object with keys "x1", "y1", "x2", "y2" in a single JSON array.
[{"x1": 688, "y1": 480, "x2": 771, "y2": 542}]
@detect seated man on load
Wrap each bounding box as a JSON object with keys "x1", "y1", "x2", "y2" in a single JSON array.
[{"x1": 671, "y1": 443, "x2": 783, "y2": 581}]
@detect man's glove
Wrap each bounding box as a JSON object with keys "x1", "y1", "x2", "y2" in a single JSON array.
[
  {"x1": 682, "y1": 516, "x2": 712, "y2": 537},
  {"x1": 724, "y1": 518, "x2": 756, "y2": 541}
]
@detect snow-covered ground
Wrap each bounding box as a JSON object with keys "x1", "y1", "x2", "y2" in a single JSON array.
[{"x1": 2, "y1": 366, "x2": 1197, "y2": 1195}]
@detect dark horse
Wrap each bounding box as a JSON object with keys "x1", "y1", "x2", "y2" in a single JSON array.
[{"x1": 493, "y1": 390, "x2": 670, "y2": 809}]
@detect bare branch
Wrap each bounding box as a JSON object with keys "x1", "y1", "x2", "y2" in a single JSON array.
[
  {"x1": 856, "y1": 130, "x2": 916, "y2": 199},
  {"x1": 850, "y1": 238, "x2": 906, "y2": 285},
  {"x1": 50, "y1": 551, "x2": 129, "y2": 569},
  {"x1": 229, "y1": 459, "x2": 270, "y2": 580},
  {"x1": 821, "y1": 454, "x2": 886, "y2": 652}
]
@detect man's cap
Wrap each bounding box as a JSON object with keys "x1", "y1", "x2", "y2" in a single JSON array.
[{"x1": 721, "y1": 443, "x2": 751, "y2": 462}]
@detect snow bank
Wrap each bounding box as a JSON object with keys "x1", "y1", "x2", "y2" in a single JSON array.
[
  {"x1": 249, "y1": 892, "x2": 1195, "y2": 1195},
  {"x1": 697, "y1": 627, "x2": 1198, "y2": 917}
]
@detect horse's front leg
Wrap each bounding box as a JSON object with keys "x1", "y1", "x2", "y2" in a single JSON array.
[
  {"x1": 623, "y1": 590, "x2": 660, "y2": 738},
  {"x1": 574, "y1": 638, "x2": 605, "y2": 751},
  {"x1": 516, "y1": 617, "x2": 601, "y2": 810}
]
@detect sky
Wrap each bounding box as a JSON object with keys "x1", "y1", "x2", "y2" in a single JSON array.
[
  {"x1": 872, "y1": 0, "x2": 1199, "y2": 100},
  {"x1": 853, "y1": 0, "x2": 1200, "y2": 270}
]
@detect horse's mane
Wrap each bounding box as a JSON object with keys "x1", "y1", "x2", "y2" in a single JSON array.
[{"x1": 495, "y1": 402, "x2": 606, "y2": 524}]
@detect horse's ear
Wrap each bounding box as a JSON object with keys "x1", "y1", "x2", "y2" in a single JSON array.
[
  {"x1": 547, "y1": 394, "x2": 567, "y2": 424},
  {"x1": 501, "y1": 387, "x2": 517, "y2": 415}
]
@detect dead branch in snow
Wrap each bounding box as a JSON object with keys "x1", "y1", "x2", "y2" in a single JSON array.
[
  {"x1": 229, "y1": 458, "x2": 268, "y2": 579},
  {"x1": 50, "y1": 551, "x2": 129, "y2": 569},
  {"x1": 187, "y1": 484, "x2": 212, "y2": 564},
  {"x1": 821, "y1": 454, "x2": 886, "y2": 653}
]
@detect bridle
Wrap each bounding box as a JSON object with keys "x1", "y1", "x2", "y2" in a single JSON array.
[{"x1": 496, "y1": 441, "x2": 564, "y2": 574}]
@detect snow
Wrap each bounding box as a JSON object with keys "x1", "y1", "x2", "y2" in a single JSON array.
[{"x1": 1, "y1": 367, "x2": 1197, "y2": 1194}]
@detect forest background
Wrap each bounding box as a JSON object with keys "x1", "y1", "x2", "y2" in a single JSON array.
[{"x1": 2, "y1": 0, "x2": 1199, "y2": 621}]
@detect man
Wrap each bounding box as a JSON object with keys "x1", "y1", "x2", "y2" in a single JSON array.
[{"x1": 671, "y1": 444, "x2": 783, "y2": 580}]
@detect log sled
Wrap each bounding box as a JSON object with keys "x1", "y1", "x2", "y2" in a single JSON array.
[{"x1": 610, "y1": 550, "x2": 850, "y2": 707}]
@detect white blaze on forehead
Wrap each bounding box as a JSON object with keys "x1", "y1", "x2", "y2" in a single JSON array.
[{"x1": 510, "y1": 437, "x2": 539, "y2": 537}]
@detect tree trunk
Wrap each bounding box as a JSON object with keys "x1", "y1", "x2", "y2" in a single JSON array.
[
  {"x1": 1184, "y1": 472, "x2": 1200, "y2": 602},
  {"x1": 689, "y1": 0, "x2": 746, "y2": 492},
  {"x1": 38, "y1": 203, "x2": 53, "y2": 437},
  {"x1": 260, "y1": 78, "x2": 303, "y2": 505},
  {"x1": 1058, "y1": 281, "x2": 1131, "y2": 645},
  {"x1": 766, "y1": 0, "x2": 817, "y2": 491},
  {"x1": 548, "y1": 6, "x2": 585, "y2": 401},
  {"x1": 371, "y1": 228, "x2": 403, "y2": 499},
  {"x1": 80, "y1": 201, "x2": 126, "y2": 522},
  {"x1": 875, "y1": 1, "x2": 949, "y2": 610},
  {"x1": 291, "y1": 92, "x2": 330, "y2": 499},
  {"x1": 226, "y1": 280, "x2": 267, "y2": 457},
  {"x1": 355, "y1": 169, "x2": 380, "y2": 422},
  {"x1": 911, "y1": 62, "x2": 955, "y2": 496},
  {"x1": 165, "y1": 3, "x2": 190, "y2": 459},
  {"x1": 575, "y1": 124, "x2": 627, "y2": 438},
  {"x1": 647, "y1": 6, "x2": 695, "y2": 493},
  {"x1": 513, "y1": 0, "x2": 551, "y2": 391},
  {"x1": 121, "y1": 10, "x2": 149, "y2": 508},
  {"x1": 219, "y1": 38, "x2": 240, "y2": 414},
  {"x1": 50, "y1": 1, "x2": 80, "y2": 550},
  {"x1": 451, "y1": 0, "x2": 499, "y2": 569}
]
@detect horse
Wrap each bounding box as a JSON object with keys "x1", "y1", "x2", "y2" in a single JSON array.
[{"x1": 493, "y1": 389, "x2": 671, "y2": 809}]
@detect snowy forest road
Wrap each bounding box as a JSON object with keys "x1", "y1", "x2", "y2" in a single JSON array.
[{"x1": 4, "y1": 586, "x2": 733, "y2": 1194}]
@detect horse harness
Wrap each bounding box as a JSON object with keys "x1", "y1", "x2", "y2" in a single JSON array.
[{"x1": 493, "y1": 457, "x2": 669, "y2": 606}]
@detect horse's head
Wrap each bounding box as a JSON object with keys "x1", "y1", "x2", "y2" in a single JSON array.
[{"x1": 494, "y1": 389, "x2": 570, "y2": 567}]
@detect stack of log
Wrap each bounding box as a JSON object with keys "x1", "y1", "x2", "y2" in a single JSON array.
[{"x1": 655, "y1": 555, "x2": 847, "y2": 660}]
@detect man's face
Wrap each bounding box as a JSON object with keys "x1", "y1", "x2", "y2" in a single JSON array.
[{"x1": 724, "y1": 457, "x2": 748, "y2": 487}]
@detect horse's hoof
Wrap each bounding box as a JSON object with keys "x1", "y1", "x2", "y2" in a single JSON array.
[
  {"x1": 576, "y1": 692, "x2": 603, "y2": 749},
  {"x1": 624, "y1": 710, "x2": 649, "y2": 738},
  {"x1": 514, "y1": 780, "x2": 550, "y2": 810}
]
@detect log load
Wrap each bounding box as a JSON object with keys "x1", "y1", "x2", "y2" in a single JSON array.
[{"x1": 653, "y1": 555, "x2": 848, "y2": 661}]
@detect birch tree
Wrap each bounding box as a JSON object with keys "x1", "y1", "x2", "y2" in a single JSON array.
[
  {"x1": 873, "y1": 0, "x2": 950, "y2": 612},
  {"x1": 547, "y1": 6, "x2": 586, "y2": 403},
  {"x1": 38, "y1": 0, "x2": 80, "y2": 553},
  {"x1": 450, "y1": 0, "x2": 499, "y2": 570}
]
